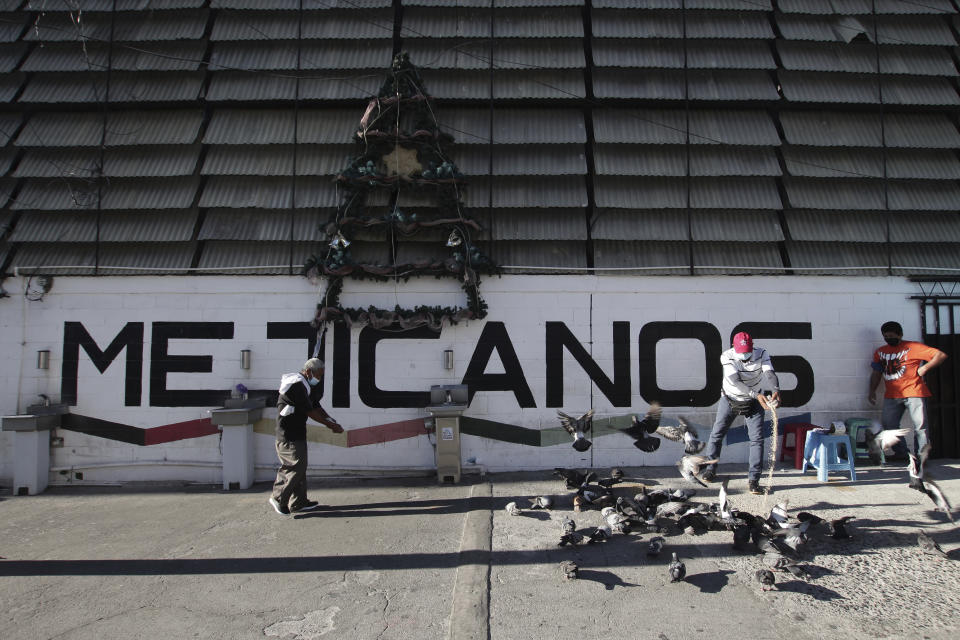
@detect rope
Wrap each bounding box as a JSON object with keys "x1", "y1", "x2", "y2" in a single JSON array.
[{"x1": 761, "y1": 397, "x2": 779, "y2": 509}]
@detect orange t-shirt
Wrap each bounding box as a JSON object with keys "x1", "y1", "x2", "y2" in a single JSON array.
[{"x1": 872, "y1": 340, "x2": 941, "y2": 398}]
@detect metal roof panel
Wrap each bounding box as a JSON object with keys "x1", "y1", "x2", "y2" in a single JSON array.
[
  {"x1": 455, "y1": 145, "x2": 586, "y2": 175},
  {"x1": 592, "y1": 10, "x2": 683, "y2": 38},
  {"x1": 0, "y1": 71, "x2": 22, "y2": 102},
  {"x1": 7, "y1": 243, "x2": 96, "y2": 274},
  {"x1": 693, "y1": 242, "x2": 784, "y2": 274},
  {"x1": 777, "y1": 41, "x2": 876, "y2": 73},
  {"x1": 689, "y1": 109, "x2": 780, "y2": 145},
  {"x1": 19, "y1": 146, "x2": 202, "y2": 178},
  {"x1": 494, "y1": 240, "x2": 588, "y2": 270},
  {"x1": 594, "y1": 176, "x2": 687, "y2": 208},
  {"x1": 687, "y1": 12, "x2": 774, "y2": 39},
  {"x1": 465, "y1": 175, "x2": 587, "y2": 208},
  {"x1": 785, "y1": 210, "x2": 886, "y2": 242},
  {"x1": 886, "y1": 150, "x2": 960, "y2": 180},
  {"x1": 204, "y1": 109, "x2": 295, "y2": 144},
  {"x1": 892, "y1": 244, "x2": 960, "y2": 276},
  {"x1": 404, "y1": 38, "x2": 586, "y2": 70},
  {"x1": 881, "y1": 76, "x2": 960, "y2": 106},
  {"x1": 198, "y1": 176, "x2": 337, "y2": 208},
  {"x1": 593, "y1": 69, "x2": 685, "y2": 99},
  {"x1": 98, "y1": 210, "x2": 198, "y2": 242},
  {"x1": 786, "y1": 241, "x2": 889, "y2": 274},
  {"x1": 780, "y1": 71, "x2": 880, "y2": 104},
  {"x1": 0, "y1": 13, "x2": 27, "y2": 43},
  {"x1": 591, "y1": 209, "x2": 688, "y2": 241},
  {"x1": 782, "y1": 146, "x2": 883, "y2": 179},
  {"x1": 196, "y1": 240, "x2": 315, "y2": 274},
  {"x1": 11, "y1": 177, "x2": 199, "y2": 210},
  {"x1": 780, "y1": 111, "x2": 882, "y2": 147},
  {"x1": 783, "y1": 177, "x2": 885, "y2": 209},
  {"x1": 593, "y1": 240, "x2": 688, "y2": 273},
  {"x1": 22, "y1": 41, "x2": 204, "y2": 72},
  {"x1": 205, "y1": 73, "x2": 297, "y2": 101},
  {"x1": 198, "y1": 208, "x2": 327, "y2": 241},
  {"x1": 778, "y1": 0, "x2": 955, "y2": 14},
  {"x1": 97, "y1": 243, "x2": 196, "y2": 275},
  {"x1": 691, "y1": 211, "x2": 784, "y2": 241},
  {"x1": 26, "y1": 11, "x2": 209, "y2": 42},
  {"x1": 202, "y1": 145, "x2": 352, "y2": 176},
  {"x1": 493, "y1": 8, "x2": 584, "y2": 38},
  {"x1": 687, "y1": 40, "x2": 777, "y2": 70},
  {"x1": 689, "y1": 70, "x2": 779, "y2": 101},
  {"x1": 890, "y1": 212, "x2": 960, "y2": 242},
  {"x1": 888, "y1": 181, "x2": 960, "y2": 210},
  {"x1": 594, "y1": 145, "x2": 686, "y2": 177},
  {"x1": 492, "y1": 209, "x2": 587, "y2": 241},
  {"x1": 592, "y1": 38, "x2": 683, "y2": 69},
  {"x1": 8, "y1": 212, "x2": 98, "y2": 242},
  {"x1": 885, "y1": 112, "x2": 960, "y2": 148},
  {"x1": 691, "y1": 177, "x2": 782, "y2": 209},
  {"x1": 0, "y1": 42, "x2": 27, "y2": 73}
]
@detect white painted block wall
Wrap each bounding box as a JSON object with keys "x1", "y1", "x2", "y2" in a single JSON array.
[{"x1": 0, "y1": 274, "x2": 923, "y2": 485}]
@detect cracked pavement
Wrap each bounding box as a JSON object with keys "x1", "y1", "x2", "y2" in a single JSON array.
[{"x1": 0, "y1": 460, "x2": 958, "y2": 640}]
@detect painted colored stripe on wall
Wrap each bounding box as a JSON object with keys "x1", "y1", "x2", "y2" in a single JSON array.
[
  {"x1": 143, "y1": 418, "x2": 219, "y2": 446},
  {"x1": 60, "y1": 414, "x2": 219, "y2": 446}
]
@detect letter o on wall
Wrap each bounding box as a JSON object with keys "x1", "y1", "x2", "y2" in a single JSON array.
[{"x1": 638, "y1": 322, "x2": 722, "y2": 407}]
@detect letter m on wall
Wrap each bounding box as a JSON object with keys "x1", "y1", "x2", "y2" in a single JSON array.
[{"x1": 62, "y1": 322, "x2": 144, "y2": 406}]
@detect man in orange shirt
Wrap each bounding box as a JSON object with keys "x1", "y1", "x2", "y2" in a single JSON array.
[{"x1": 868, "y1": 321, "x2": 947, "y2": 458}]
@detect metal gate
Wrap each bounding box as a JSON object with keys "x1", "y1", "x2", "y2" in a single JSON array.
[{"x1": 916, "y1": 285, "x2": 960, "y2": 458}]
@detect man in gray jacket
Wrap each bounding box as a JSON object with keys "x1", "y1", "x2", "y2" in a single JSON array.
[{"x1": 700, "y1": 332, "x2": 780, "y2": 494}]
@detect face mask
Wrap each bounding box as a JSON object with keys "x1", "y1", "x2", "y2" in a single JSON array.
[
  {"x1": 307, "y1": 375, "x2": 320, "y2": 386},
  {"x1": 737, "y1": 351, "x2": 752, "y2": 361},
  {"x1": 884, "y1": 337, "x2": 900, "y2": 347}
]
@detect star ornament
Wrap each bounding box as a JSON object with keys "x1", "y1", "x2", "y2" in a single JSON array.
[{"x1": 382, "y1": 145, "x2": 422, "y2": 178}]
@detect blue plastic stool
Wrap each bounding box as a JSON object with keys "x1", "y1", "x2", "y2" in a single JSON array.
[{"x1": 802, "y1": 432, "x2": 856, "y2": 482}]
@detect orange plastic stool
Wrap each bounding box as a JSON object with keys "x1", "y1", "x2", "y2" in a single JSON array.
[{"x1": 779, "y1": 423, "x2": 822, "y2": 470}]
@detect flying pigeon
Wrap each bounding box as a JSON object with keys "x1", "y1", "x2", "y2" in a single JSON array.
[
  {"x1": 917, "y1": 530, "x2": 949, "y2": 558},
  {"x1": 621, "y1": 404, "x2": 663, "y2": 452},
  {"x1": 828, "y1": 516, "x2": 854, "y2": 540},
  {"x1": 668, "y1": 553, "x2": 686, "y2": 582},
  {"x1": 677, "y1": 455, "x2": 720, "y2": 487},
  {"x1": 587, "y1": 526, "x2": 612, "y2": 544},
  {"x1": 656, "y1": 416, "x2": 707, "y2": 454},
  {"x1": 865, "y1": 427, "x2": 912, "y2": 460},
  {"x1": 529, "y1": 496, "x2": 553, "y2": 510},
  {"x1": 755, "y1": 569, "x2": 776, "y2": 591},
  {"x1": 505, "y1": 501, "x2": 521, "y2": 516},
  {"x1": 553, "y1": 468, "x2": 596, "y2": 490},
  {"x1": 560, "y1": 560, "x2": 579, "y2": 580},
  {"x1": 557, "y1": 409, "x2": 595, "y2": 452},
  {"x1": 908, "y1": 445, "x2": 955, "y2": 522},
  {"x1": 647, "y1": 536, "x2": 665, "y2": 557}
]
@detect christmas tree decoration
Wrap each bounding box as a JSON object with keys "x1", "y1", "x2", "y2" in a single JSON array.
[{"x1": 305, "y1": 53, "x2": 499, "y2": 329}]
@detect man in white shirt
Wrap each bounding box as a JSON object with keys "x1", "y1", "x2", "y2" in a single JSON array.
[{"x1": 700, "y1": 332, "x2": 780, "y2": 495}]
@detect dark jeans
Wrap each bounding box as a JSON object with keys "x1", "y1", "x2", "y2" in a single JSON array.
[{"x1": 704, "y1": 395, "x2": 765, "y2": 482}]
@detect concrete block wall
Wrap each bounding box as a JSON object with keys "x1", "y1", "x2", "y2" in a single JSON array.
[{"x1": 0, "y1": 274, "x2": 925, "y2": 485}]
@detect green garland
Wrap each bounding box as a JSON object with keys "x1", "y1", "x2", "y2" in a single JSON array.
[{"x1": 305, "y1": 52, "x2": 498, "y2": 330}]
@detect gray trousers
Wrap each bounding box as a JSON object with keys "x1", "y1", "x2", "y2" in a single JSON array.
[
  {"x1": 704, "y1": 395, "x2": 766, "y2": 482},
  {"x1": 881, "y1": 397, "x2": 930, "y2": 455},
  {"x1": 271, "y1": 440, "x2": 308, "y2": 509}
]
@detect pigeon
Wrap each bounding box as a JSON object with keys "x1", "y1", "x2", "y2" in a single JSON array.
[
  {"x1": 621, "y1": 404, "x2": 663, "y2": 452},
  {"x1": 796, "y1": 512, "x2": 824, "y2": 526},
  {"x1": 557, "y1": 409, "x2": 595, "y2": 452},
  {"x1": 560, "y1": 560, "x2": 579, "y2": 580},
  {"x1": 558, "y1": 531, "x2": 584, "y2": 546},
  {"x1": 668, "y1": 553, "x2": 686, "y2": 582},
  {"x1": 755, "y1": 569, "x2": 776, "y2": 591},
  {"x1": 553, "y1": 468, "x2": 596, "y2": 490},
  {"x1": 917, "y1": 530, "x2": 949, "y2": 558},
  {"x1": 784, "y1": 563, "x2": 813, "y2": 581},
  {"x1": 529, "y1": 496, "x2": 553, "y2": 510},
  {"x1": 656, "y1": 500, "x2": 688, "y2": 518},
  {"x1": 656, "y1": 416, "x2": 707, "y2": 454},
  {"x1": 669, "y1": 488, "x2": 697, "y2": 502},
  {"x1": 865, "y1": 427, "x2": 911, "y2": 459},
  {"x1": 717, "y1": 478, "x2": 732, "y2": 520},
  {"x1": 577, "y1": 485, "x2": 614, "y2": 510},
  {"x1": 615, "y1": 496, "x2": 641, "y2": 519},
  {"x1": 908, "y1": 445, "x2": 955, "y2": 522},
  {"x1": 597, "y1": 476, "x2": 622, "y2": 489},
  {"x1": 610, "y1": 468, "x2": 624, "y2": 481},
  {"x1": 767, "y1": 501, "x2": 791, "y2": 528},
  {"x1": 828, "y1": 516, "x2": 854, "y2": 540},
  {"x1": 762, "y1": 553, "x2": 811, "y2": 579},
  {"x1": 677, "y1": 455, "x2": 720, "y2": 487},
  {"x1": 603, "y1": 507, "x2": 633, "y2": 534},
  {"x1": 647, "y1": 536, "x2": 665, "y2": 556},
  {"x1": 587, "y1": 526, "x2": 612, "y2": 544},
  {"x1": 505, "y1": 501, "x2": 521, "y2": 516},
  {"x1": 560, "y1": 516, "x2": 576, "y2": 534},
  {"x1": 732, "y1": 524, "x2": 752, "y2": 551}
]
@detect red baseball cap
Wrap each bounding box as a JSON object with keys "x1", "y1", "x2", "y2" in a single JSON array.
[{"x1": 733, "y1": 331, "x2": 753, "y2": 353}]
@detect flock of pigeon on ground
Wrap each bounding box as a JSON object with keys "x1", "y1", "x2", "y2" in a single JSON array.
[{"x1": 502, "y1": 404, "x2": 956, "y2": 590}]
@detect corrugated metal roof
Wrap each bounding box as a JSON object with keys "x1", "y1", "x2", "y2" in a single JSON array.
[
  {"x1": 299, "y1": 109, "x2": 367, "y2": 144},
  {"x1": 592, "y1": 39, "x2": 683, "y2": 69},
  {"x1": 0, "y1": 113, "x2": 21, "y2": 145},
  {"x1": 780, "y1": 111, "x2": 882, "y2": 147},
  {"x1": 783, "y1": 177, "x2": 885, "y2": 209},
  {"x1": 493, "y1": 209, "x2": 587, "y2": 240},
  {"x1": 210, "y1": 11, "x2": 298, "y2": 41},
  {"x1": 0, "y1": 147, "x2": 17, "y2": 175},
  {"x1": 0, "y1": 12, "x2": 27, "y2": 43},
  {"x1": 36, "y1": 1, "x2": 206, "y2": 9},
  {"x1": 691, "y1": 211, "x2": 784, "y2": 241},
  {"x1": 202, "y1": 145, "x2": 352, "y2": 176},
  {"x1": 26, "y1": 11, "x2": 209, "y2": 42},
  {"x1": 692, "y1": 147, "x2": 781, "y2": 176},
  {"x1": 780, "y1": 71, "x2": 880, "y2": 104},
  {"x1": 878, "y1": 16, "x2": 957, "y2": 46},
  {"x1": 593, "y1": 240, "x2": 688, "y2": 273},
  {"x1": 99, "y1": 210, "x2": 198, "y2": 242},
  {"x1": 688, "y1": 40, "x2": 776, "y2": 69},
  {"x1": 15, "y1": 146, "x2": 201, "y2": 178},
  {"x1": 888, "y1": 181, "x2": 960, "y2": 210},
  {"x1": 593, "y1": 0, "x2": 770, "y2": 7},
  {"x1": 693, "y1": 242, "x2": 784, "y2": 274},
  {"x1": 213, "y1": 0, "x2": 392, "y2": 8},
  {"x1": 206, "y1": 72, "x2": 298, "y2": 101},
  {"x1": 464, "y1": 175, "x2": 587, "y2": 208},
  {"x1": 494, "y1": 0, "x2": 585, "y2": 6},
  {"x1": 594, "y1": 145, "x2": 779, "y2": 177},
  {"x1": 495, "y1": 70, "x2": 585, "y2": 99},
  {"x1": 778, "y1": 41, "x2": 876, "y2": 74},
  {"x1": 493, "y1": 9, "x2": 584, "y2": 38},
  {"x1": 890, "y1": 212, "x2": 960, "y2": 242},
  {"x1": 18, "y1": 72, "x2": 204, "y2": 103},
  {"x1": 103, "y1": 177, "x2": 200, "y2": 209},
  {"x1": 9, "y1": 212, "x2": 98, "y2": 242},
  {"x1": 17, "y1": 73, "x2": 107, "y2": 104},
  {"x1": 12, "y1": 180, "x2": 100, "y2": 210},
  {"x1": 211, "y1": 10, "x2": 394, "y2": 41},
  {"x1": 407, "y1": 38, "x2": 584, "y2": 70},
  {"x1": 887, "y1": 150, "x2": 960, "y2": 180},
  {"x1": 204, "y1": 109, "x2": 295, "y2": 144},
  {"x1": 778, "y1": 14, "x2": 957, "y2": 46},
  {"x1": 690, "y1": 177, "x2": 782, "y2": 209},
  {"x1": 882, "y1": 76, "x2": 960, "y2": 106},
  {"x1": 689, "y1": 110, "x2": 780, "y2": 145},
  {"x1": 493, "y1": 240, "x2": 588, "y2": 270},
  {"x1": 591, "y1": 10, "x2": 682, "y2": 38},
  {"x1": 786, "y1": 241, "x2": 889, "y2": 274},
  {"x1": 689, "y1": 70, "x2": 779, "y2": 101},
  {"x1": 401, "y1": 8, "x2": 493, "y2": 38},
  {"x1": 687, "y1": 12, "x2": 775, "y2": 39},
  {"x1": 778, "y1": 0, "x2": 955, "y2": 14},
  {"x1": 199, "y1": 176, "x2": 338, "y2": 208},
  {"x1": 892, "y1": 244, "x2": 960, "y2": 276},
  {"x1": 881, "y1": 46, "x2": 959, "y2": 77},
  {"x1": 196, "y1": 240, "x2": 314, "y2": 274},
  {"x1": 302, "y1": 42, "x2": 394, "y2": 70},
  {"x1": 455, "y1": 145, "x2": 586, "y2": 175},
  {"x1": 97, "y1": 243, "x2": 196, "y2": 275},
  {"x1": 8, "y1": 243, "x2": 97, "y2": 274},
  {"x1": 436, "y1": 108, "x2": 491, "y2": 144},
  {"x1": 21, "y1": 42, "x2": 204, "y2": 72},
  {"x1": 885, "y1": 112, "x2": 960, "y2": 148},
  {"x1": 782, "y1": 146, "x2": 883, "y2": 179},
  {"x1": 785, "y1": 210, "x2": 887, "y2": 242},
  {"x1": 0, "y1": 71, "x2": 22, "y2": 101},
  {"x1": 594, "y1": 176, "x2": 688, "y2": 208},
  {"x1": 209, "y1": 41, "x2": 299, "y2": 71},
  {"x1": 0, "y1": 42, "x2": 27, "y2": 73},
  {"x1": 198, "y1": 208, "x2": 327, "y2": 241},
  {"x1": 591, "y1": 209, "x2": 687, "y2": 241},
  {"x1": 484, "y1": 108, "x2": 585, "y2": 143},
  {"x1": 593, "y1": 69, "x2": 685, "y2": 99}
]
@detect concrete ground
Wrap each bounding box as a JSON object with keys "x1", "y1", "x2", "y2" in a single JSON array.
[{"x1": 1, "y1": 460, "x2": 959, "y2": 640}]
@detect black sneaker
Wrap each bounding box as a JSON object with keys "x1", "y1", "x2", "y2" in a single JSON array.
[
  {"x1": 268, "y1": 496, "x2": 290, "y2": 515},
  {"x1": 748, "y1": 481, "x2": 763, "y2": 495},
  {"x1": 291, "y1": 500, "x2": 321, "y2": 512}
]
